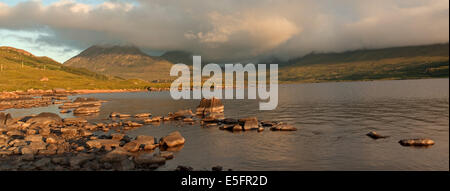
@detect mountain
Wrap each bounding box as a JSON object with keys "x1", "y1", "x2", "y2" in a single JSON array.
[
  {"x1": 279, "y1": 43, "x2": 449, "y2": 82},
  {"x1": 160, "y1": 51, "x2": 193, "y2": 65},
  {"x1": 64, "y1": 45, "x2": 174, "y2": 82},
  {"x1": 0, "y1": 46, "x2": 155, "y2": 91}
]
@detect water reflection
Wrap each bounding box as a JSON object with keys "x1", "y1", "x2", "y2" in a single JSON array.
[{"x1": 5, "y1": 79, "x2": 449, "y2": 170}]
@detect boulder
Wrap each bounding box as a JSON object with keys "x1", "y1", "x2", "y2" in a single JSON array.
[
  {"x1": 26, "y1": 112, "x2": 62, "y2": 126},
  {"x1": 159, "y1": 131, "x2": 185, "y2": 148},
  {"x1": 196, "y1": 97, "x2": 224, "y2": 116}
]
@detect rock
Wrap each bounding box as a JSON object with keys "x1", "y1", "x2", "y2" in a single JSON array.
[
  {"x1": 26, "y1": 112, "x2": 62, "y2": 126},
  {"x1": 25, "y1": 135, "x2": 43, "y2": 142},
  {"x1": 101, "y1": 148, "x2": 131, "y2": 163},
  {"x1": 196, "y1": 97, "x2": 224, "y2": 117},
  {"x1": 123, "y1": 141, "x2": 140, "y2": 152},
  {"x1": 118, "y1": 114, "x2": 131, "y2": 118},
  {"x1": 59, "y1": 109, "x2": 71, "y2": 114},
  {"x1": 159, "y1": 131, "x2": 185, "y2": 148},
  {"x1": 109, "y1": 112, "x2": 120, "y2": 118},
  {"x1": 183, "y1": 118, "x2": 194, "y2": 123},
  {"x1": 212, "y1": 166, "x2": 223, "y2": 171},
  {"x1": 270, "y1": 124, "x2": 297, "y2": 131},
  {"x1": 52, "y1": 88, "x2": 66, "y2": 94},
  {"x1": 63, "y1": 118, "x2": 88, "y2": 125},
  {"x1": 34, "y1": 158, "x2": 51, "y2": 168},
  {"x1": 124, "y1": 121, "x2": 143, "y2": 128},
  {"x1": 111, "y1": 133, "x2": 125, "y2": 141},
  {"x1": 239, "y1": 117, "x2": 258, "y2": 130},
  {"x1": 86, "y1": 139, "x2": 120, "y2": 150},
  {"x1": 134, "y1": 154, "x2": 166, "y2": 166},
  {"x1": 117, "y1": 159, "x2": 135, "y2": 171},
  {"x1": 21, "y1": 147, "x2": 34, "y2": 155},
  {"x1": 61, "y1": 127, "x2": 79, "y2": 136},
  {"x1": 175, "y1": 165, "x2": 193, "y2": 171},
  {"x1": 399, "y1": 139, "x2": 435, "y2": 146},
  {"x1": 0, "y1": 112, "x2": 13, "y2": 126},
  {"x1": 223, "y1": 118, "x2": 238, "y2": 124},
  {"x1": 45, "y1": 137, "x2": 57, "y2": 144},
  {"x1": 134, "y1": 113, "x2": 152, "y2": 118},
  {"x1": 257, "y1": 127, "x2": 265, "y2": 132},
  {"x1": 172, "y1": 110, "x2": 193, "y2": 120},
  {"x1": 70, "y1": 153, "x2": 95, "y2": 167},
  {"x1": 232, "y1": 124, "x2": 243, "y2": 131},
  {"x1": 151, "y1": 116, "x2": 162, "y2": 122},
  {"x1": 73, "y1": 106, "x2": 100, "y2": 114},
  {"x1": 366, "y1": 131, "x2": 388, "y2": 139},
  {"x1": 155, "y1": 151, "x2": 174, "y2": 160}
]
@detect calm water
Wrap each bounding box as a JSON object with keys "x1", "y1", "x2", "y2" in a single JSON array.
[{"x1": 6, "y1": 79, "x2": 449, "y2": 170}]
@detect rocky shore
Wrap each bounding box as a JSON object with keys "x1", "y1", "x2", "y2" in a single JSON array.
[{"x1": 0, "y1": 92, "x2": 299, "y2": 171}]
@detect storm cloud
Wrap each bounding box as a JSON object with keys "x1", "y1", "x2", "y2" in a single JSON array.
[{"x1": 0, "y1": 0, "x2": 448, "y2": 62}]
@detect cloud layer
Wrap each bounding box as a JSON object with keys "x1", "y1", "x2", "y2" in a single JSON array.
[{"x1": 0, "y1": 0, "x2": 448, "y2": 62}]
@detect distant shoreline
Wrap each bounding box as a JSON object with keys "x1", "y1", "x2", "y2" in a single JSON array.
[{"x1": 1, "y1": 77, "x2": 449, "y2": 94}]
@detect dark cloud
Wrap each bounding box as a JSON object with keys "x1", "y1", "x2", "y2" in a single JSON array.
[{"x1": 0, "y1": 0, "x2": 448, "y2": 62}]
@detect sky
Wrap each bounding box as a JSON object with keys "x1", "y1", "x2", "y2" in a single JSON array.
[{"x1": 0, "y1": 0, "x2": 448, "y2": 63}]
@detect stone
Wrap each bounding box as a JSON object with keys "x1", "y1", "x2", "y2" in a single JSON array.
[
  {"x1": 212, "y1": 166, "x2": 223, "y2": 171},
  {"x1": 366, "y1": 131, "x2": 388, "y2": 139},
  {"x1": 134, "y1": 154, "x2": 166, "y2": 166},
  {"x1": 175, "y1": 165, "x2": 193, "y2": 171},
  {"x1": 45, "y1": 137, "x2": 57, "y2": 144},
  {"x1": 63, "y1": 118, "x2": 88, "y2": 125},
  {"x1": 61, "y1": 127, "x2": 79, "y2": 136},
  {"x1": 155, "y1": 151, "x2": 174, "y2": 160},
  {"x1": 34, "y1": 158, "x2": 51, "y2": 168},
  {"x1": 232, "y1": 124, "x2": 243, "y2": 131},
  {"x1": 183, "y1": 118, "x2": 194, "y2": 123},
  {"x1": 196, "y1": 97, "x2": 224, "y2": 116},
  {"x1": 399, "y1": 139, "x2": 435, "y2": 146},
  {"x1": 86, "y1": 139, "x2": 120, "y2": 150},
  {"x1": 270, "y1": 124, "x2": 297, "y2": 131},
  {"x1": 159, "y1": 131, "x2": 185, "y2": 148},
  {"x1": 26, "y1": 112, "x2": 62, "y2": 126},
  {"x1": 25, "y1": 135, "x2": 43, "y2": 142},
  {"x1": 101, "y1": 148, "x2": 131, "y2": 163},
  {"x1": 73, "y1": 106, "x2": 100, "y2": 114},
  {"x1": 134, "y1": 113, "x2": 152, "y2": 118},
  {"x1": 70, "y1": 153, "x2": 95, "y2": 167},
  {"x1": 239, "y1": 117, "x2": 259, "y2": 130},
  {"x1": 123, "y1": 141, "x2": 140, "y2": 152},
  {"x1": 111, "y1": 133, "x2": 125, "y2": 140}
]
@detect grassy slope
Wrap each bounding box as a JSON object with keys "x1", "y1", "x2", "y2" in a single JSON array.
[
  {"x1": 64, "y1": 46, "x2": 175, "y2": 82},
  {"x1": 0, "y1": 47, "x2": 169, "y2": 91},
  {"x1": 279, "y1": 43, "x2": 449, "y2": 83}
]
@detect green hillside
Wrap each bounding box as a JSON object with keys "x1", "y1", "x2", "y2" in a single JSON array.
[
  {"x1": 0, "y1": 46, "x2": 166, "y2": 91},
  {"x1": 279, "y1": 43, "x2": 449, "y2": 83},
  {"x1": 64, "y1": 45, "x2": 175, "y2": 82}
]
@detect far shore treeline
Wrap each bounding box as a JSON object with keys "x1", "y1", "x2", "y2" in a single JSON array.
[{"x1": 0, "y1": 43, "x2": 448, "y2": 92}]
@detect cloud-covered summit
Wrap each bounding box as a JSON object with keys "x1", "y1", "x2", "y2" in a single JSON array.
[{"x1": 0, "y1": 0, "x2": 448, "y2": 63}]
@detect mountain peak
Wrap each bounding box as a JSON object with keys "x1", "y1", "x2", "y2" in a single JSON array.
[{"x1": 77, "y1": 45, "x2": 148, "y2": 57}]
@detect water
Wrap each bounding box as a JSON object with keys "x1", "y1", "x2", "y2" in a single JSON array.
[{"x1": 6, "y1": 79, "x2": 449, "y2": 170}]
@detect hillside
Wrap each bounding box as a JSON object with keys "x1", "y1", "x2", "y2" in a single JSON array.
[
  {"x1": 160, "y1": 51, "x2": 194, "y2": 65},
  {"x1": 279, "y1": 43, "x2": 449, "y2": 83},
  {"x1": 0, "y1": 46, "x2": 164, "y2": 91},
  {"x1": 64, "y1": 45, "x2": 174, "y2": 82}
]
